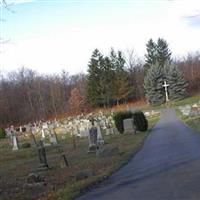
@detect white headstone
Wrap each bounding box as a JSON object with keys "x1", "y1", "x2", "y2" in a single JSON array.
[
  {"x1": 96, "y1": 125, "x2": 104, "y2": 144},
  {"x1": 123, "y1": 118, "x2": 135, "y2": 134},
  {"x1": 12, "y1": 135, "x2": 19, "y2": 151}
]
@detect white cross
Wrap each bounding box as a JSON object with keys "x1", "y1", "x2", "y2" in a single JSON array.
[{"x1": 162, "y1": 81, "x2": 169, "y2": 102}]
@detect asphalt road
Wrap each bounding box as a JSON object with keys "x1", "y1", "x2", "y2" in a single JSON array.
[{"x1": 77, "y1": 109, "x2": 200, "y2": 200}]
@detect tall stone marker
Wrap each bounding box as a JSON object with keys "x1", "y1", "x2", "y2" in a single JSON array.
[
  {"x1": 88, "y1": 124, "x2": 98, "y2": 153},
  {"x1": 12, "y1": 135, "x2": 19, "y2": 151}
]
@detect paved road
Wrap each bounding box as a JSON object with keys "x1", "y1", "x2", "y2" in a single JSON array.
[{"x1": 77, "y1": 109, "x2": 200, "y2": 200}]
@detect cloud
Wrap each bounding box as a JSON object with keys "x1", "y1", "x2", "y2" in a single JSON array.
[
  {"x1": 6, "y1": 0, "x2": 35, "y2": 5},
  {"x1": 183, "y1": 14, "x2": 200, "y2": 27}
]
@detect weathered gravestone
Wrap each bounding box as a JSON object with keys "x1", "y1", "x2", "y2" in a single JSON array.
[
  {"x1": 12, "y1": 135, "x2": 19, "y2": 151},
  {"x1": 58, "y1": 148, "x2": 69, "y2": 168},
  {"x1": 31, "y1": 127, "x2": 38, "y2": 147},
  {"x1": 88, "y1": 122, "x2": 98, "y2": 153},
  {"x1": 37, "y1": 141, "x2": 49, "y2": 171},
  {"x1": 49, "y1": 124, "x2": 58, "y2": 145},
  {"x1": 96, "y1": 123, "x2": 104, "y2": 145},
  {"x1": 181, "y1": 105, "x2": 191, "y2": 116},
  {"x1": 123, "y1": 118, "x2": 136, "y2": 134},
  {"x1": 50, "y1": 131, "x2": 58, "y2": 145}
]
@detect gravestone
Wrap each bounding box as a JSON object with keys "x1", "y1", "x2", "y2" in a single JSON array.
[
  {"x1": 12, "y1": 135, "x2": 19, "y2": 151},
  {"x1": 37, "y1": 141, "x2": 49, "y2": 171},
  {"x1": 50, "y1": 129, "x2": 58, "y2": 145},
  {"x1": 123, "y1": 118, "x2": 135, "y2": 134},
  {"x1": 181, "y1": 105, "x2": 191, "y2": 116},
  {"x1": 41, "y1": 129, "x2": 45, "y2": 140},
  {"x1": 79, "y1": 129, "x2": 89, "y2": 137},
  {"x1": 96, "y1": 124, "x2": 104, "y2": 145},
  {"x1": 88, "y1": 124, "x2": 98, "y2": 153}
]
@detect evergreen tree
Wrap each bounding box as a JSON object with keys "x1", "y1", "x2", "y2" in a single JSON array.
[
  {"x1": 145, "y1": 38, "x2": 171, "y2": 70},
  {"x1": 86, "y1": 49, "x2": 104, "y2": 106},
  {"x1": 110, "y1": 49, "x2": 133, "y2": 104},
  {"x1": 145, "y1": 39, "x2": 157, "y2": 70},
  {"x1": 87, "y1": 48, "x2": 134, "y2": 107},
  {"x1": 167, "y1": 65, "x2": 188, "y2": 100},
  {"x1": 144, "y1": 62, "x2": 165, "y2": 105},
  {"x1": 157, "y1": 38, "x2": 172, "y2": 67},
  {"x1": 100, "y1": 55, "x2": 115, "y2": 107}
]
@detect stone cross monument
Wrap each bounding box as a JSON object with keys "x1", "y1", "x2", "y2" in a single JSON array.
[{"x1": 162, "y1": 81, "x2": 169, "y2": 102}]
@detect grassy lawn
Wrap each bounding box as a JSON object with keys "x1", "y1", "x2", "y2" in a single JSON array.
[
  {"x1": 0, "y1": 117, "x2": 159, "y2": 200},
  {"x1": 182, "y1": 116, "x2": 200, "y2": 133}
]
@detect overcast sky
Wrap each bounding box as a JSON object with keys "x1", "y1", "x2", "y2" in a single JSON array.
[{"x1": 0, "y1": 0, "x2": 200, "y2": 75}]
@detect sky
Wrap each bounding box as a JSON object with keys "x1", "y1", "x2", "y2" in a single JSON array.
[{"x1": 0, "y1": 0, "x2": 200, "y2": 75}]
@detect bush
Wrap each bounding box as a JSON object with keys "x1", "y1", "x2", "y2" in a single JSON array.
[
  {"x1": 113, "y1": 111, "x2": 148, "y2": 134},
  {"x1": 113, "y1": 111, "x2": 133, "y2": 134},
  {"x1": 0, "y1": 128, "x2": 6, "y2": 139},
  {"x1": 133, "y1": 111, "x2": 148, "y2": 132},
  {"x1": 21, "y1": 142, "x2": 31, "y2": 148}
]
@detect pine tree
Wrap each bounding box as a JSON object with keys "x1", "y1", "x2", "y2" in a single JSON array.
[
  {"x1": 145, "y1": 39, "x2": 157, "y2": 70},
  {"x1": 110, "y1": 49, "x2": 133, "y2": 104},
  {"x1": 100, "y1": 55, "x2": 115, "y2": 107},
  {"x1": 157, "y1": 38, "x2": 172, "y2": 67},
  {"x1": 167, "y1": 65, "x2": 188, "y2": 100},
  {"x1": 145, "y1": 38, "x2": 171, "y2": 70},
  {"x1": 144, "y1": 63, "x2": 165, "y2": 105},
  {"x1": 86, "y1": 49, "x2": 104, "y2": 106}
]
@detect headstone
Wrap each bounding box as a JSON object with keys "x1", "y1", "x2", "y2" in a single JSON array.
[
  {"x1": 88, "y1": 124, "x2": 98, "y2": 153},
  {"x1": 96, "y1": 124, "x2": 104, "y2": 145},
  {"x1": 123, "y1": 118, "x2": 135, "y2": 134},
  {"x1": 12, "y1": 135, "x2": 19, "y2": 151},
  {"x1": 60, "y1": 153, "x2": 69, "y2": 168},
  {"x1": 31, "y1": 133, "x2": 37, "y2": 147},
  {"x1": 19, "y1": 126, "x2": 23, "y2": 133},
  {"x1": 144, "y1": 111, "x2": 150, "y2": 117},
  {"x1": 181, "y1": 105, "x2": 191, "y2": 116},
  {"x1": 37, "y1": 141, "x2": 49, "y2": 171},
  {"x1": 41, "y1": 129, "x2": 45, "y2": 140},
  {"x1": 50, "y1": 129, "x2": 58, "y2": 145},
  {"x1": 79, "y1": 129, "x2": 89, "y2": 137}
]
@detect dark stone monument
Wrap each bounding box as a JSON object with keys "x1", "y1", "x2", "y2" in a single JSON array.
[
  {"x1": 88, "y1": 120, "x2": 98, "y2": 153},
  {"x1": 37, "y1": 141, "x2": 49, "y2": 171},
  {"x1": 58, "y1": 148, "x2": 69, "y2": 168}
]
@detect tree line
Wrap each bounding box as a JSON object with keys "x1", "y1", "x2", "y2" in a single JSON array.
[{"x1": 0, "y1": 38, "x2": 200, "y2": 125}]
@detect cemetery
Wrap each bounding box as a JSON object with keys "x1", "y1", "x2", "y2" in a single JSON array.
[
  {"x1": 1, "y1": 1, "x2": 200, "y2": 199},
  {"x1": 0, "y1": 109, "x2": 157, "y2": 200}
]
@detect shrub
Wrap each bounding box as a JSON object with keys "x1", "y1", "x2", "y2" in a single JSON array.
[
  {"x1": 113, "y1": 111, "x2": 133, "y2": 134},
  {"x1": 0, "y1": 128, "x2": 6, "y2": 139},
  {"x1": 133, "y1": 111, "x2": 148, "y2": 131},
  {"x1": 21, "y1": 142, "x2": 31, "y2": 148},
  {"x1": 113, "y1": 110, "x2": 148, "y2": 133}
]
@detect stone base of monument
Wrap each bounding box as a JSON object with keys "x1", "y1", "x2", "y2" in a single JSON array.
[
  {"x1": 123, "y1": 129, "x2": 136, "y2": 134},
  {"x1": 96, "y1": 146, "x2": 119, "y2": 157},
  {"x1": 37, "y1": 163, "x2": 49, "y2": 171},
  {"x1": 87, "y1": 145, "x2": 98, "y2": 153}
]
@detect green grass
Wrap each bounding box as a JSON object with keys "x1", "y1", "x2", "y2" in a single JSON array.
[
  {"x1": 0, "y1": 114, "x2": 159, "y2": 200},
  {"x1": 170, "y1": 94, "x2": 200, "y2": 107},
  {"x1": 183, "y1": 116, "x2": 200, "y2": 132}
]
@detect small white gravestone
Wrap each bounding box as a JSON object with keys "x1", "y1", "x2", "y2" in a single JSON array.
[
  {"x1": 144, "y1": 111, "x2": 150, "y2": 117},
  {"x1": 41, "y1": 129, "x2": 45, "y2": 140},
  {"x1": 50, "y1": 130, "x2": 58, "y2": 145},
  {"x1": 96, "y1": 124, "x2": 104, "y2": 144},
  {"x1": 12, "y1": 135, "x2": 19, "y2": 151},
  {"x1": 123, "y1": 118, "x2": 135, "y2": 134},
  {"x1": 19, "y1": 126, "x2": 22, "y2": 133}
]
